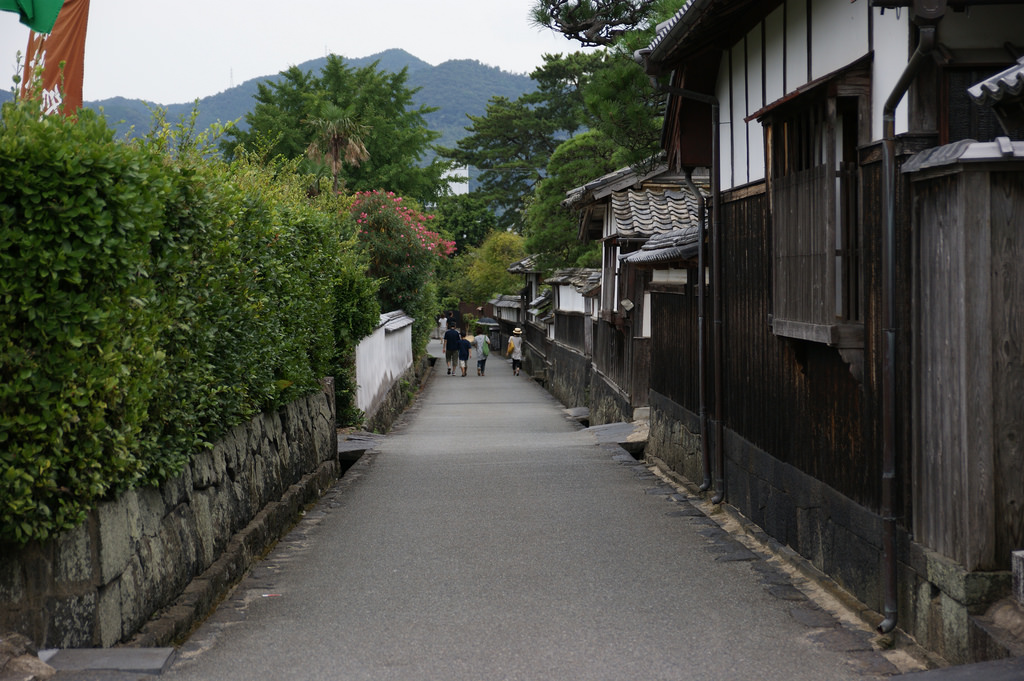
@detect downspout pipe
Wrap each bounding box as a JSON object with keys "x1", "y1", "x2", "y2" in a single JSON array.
[
  {"x1": 681, "y1": 168, "x2": 712, "y2": 492},
  {"x1": 879, "y1": 19, "x2": 938, "y2": 635},
  {"x1": 643, "y1": 75, "x2": 723, "y2": 501},
  {"x1": 710, "y1": 109, "x2": 723, "y2": 506}
]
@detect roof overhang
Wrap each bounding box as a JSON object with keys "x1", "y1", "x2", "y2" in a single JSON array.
[{"x1": 639, "y1": 0, "x2": 781, "y2": 76}]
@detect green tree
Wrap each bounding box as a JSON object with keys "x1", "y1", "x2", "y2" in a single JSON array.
[
  {"x1": 467, "y1": 231, "x2": 527, "y2": 303},
  {"x1": 525, "y1": 130, "x2": 617, "y2": 271},
  {"x1": 524, "y1": 51, "x2": 607, "y2": 134},
  {"x1": 435, "y1": 249, "x2": 475, "y2": 312},
  {"x1": 304, "y1": 101, "x2": 370, "y2": 194},
  {"x1": 351, "y1": 191, "x2": 454, "y2": 349},
  {"x1": 224, "y1": 56, "x2": 453, "y2": 204},
  {"x1": 582, "y1": 32, "x2": 668, "y2": 169},
  {"x1": 440, "y1": 95, "x2": 557, "y2": 232},
  {"x1": 530, "y1": 0, "x2": 660, "y2": 46},
  {"x1": 432, "y1": 193, "x2": 498, "y2": 254},
  {"x1": 529, "y1": 1, "x2": 687, "y2": 170}
]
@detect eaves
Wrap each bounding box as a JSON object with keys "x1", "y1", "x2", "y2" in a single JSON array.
[{"x1": 644, "y1": 0, "x2": 784, "y2": 75}]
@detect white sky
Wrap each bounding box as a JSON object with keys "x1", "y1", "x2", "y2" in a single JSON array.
[{"x1": 0, "y1": 1, "x2": 577, "y2": 105}]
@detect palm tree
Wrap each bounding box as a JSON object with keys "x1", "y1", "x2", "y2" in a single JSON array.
[{"x1": 304, "y1": 102, "x2": 370, "y2": 193}]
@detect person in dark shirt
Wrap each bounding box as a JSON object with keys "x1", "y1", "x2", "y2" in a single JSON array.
[
  {"x1": 457, "y1": 332, "x2": 473, "y2": 377},
  {"x1": 442, "y1": 324, "x2": 462, "y2": 376}
]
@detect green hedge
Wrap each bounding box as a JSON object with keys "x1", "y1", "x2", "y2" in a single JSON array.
[{"x1": 0, "y1": 102, "x2": 378, "y2": 545}]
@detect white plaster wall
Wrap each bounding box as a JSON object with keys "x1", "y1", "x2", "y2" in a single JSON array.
[
  {"x1": 765, "y1": 7, "x2": 786, "y2": 100},
  {"x1": 747, "y1": 26, "x2": 766, "y2": 183},
  {"x1": 558, "y1": 285, "x2": 587, "y2": 314},
  {"x1": 731, "y1": 42, "x2": 747, "y2": 188},
  {"x1": 642, "y1": 291, "x2": 652, "y2": 338},
  {"x1": 811, "y1": 0, "x2": 869, "y2": 81},
  {"x1": 652, "y1": 268, "x2": 688, "y2": 285},
  {"x1": 786, "y1": 0, "x2": 809, "y2": 90},
  {"x1": 715, "y1": 0, "x2": 902, "y2": 189},
  {"x1": 872, "y1": 9, "x2": 911, "y2": 139},
  {"x1": 717, "y1": 51, "x2": 733, "y2": 191},
  {"x1": 355, "y1": 321, "x2": 412, "y2": 414}
]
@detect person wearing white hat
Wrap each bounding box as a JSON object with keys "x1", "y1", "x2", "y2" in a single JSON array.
[{"x1": 506, "y1": 328, "x2": 523, "y2": 376}]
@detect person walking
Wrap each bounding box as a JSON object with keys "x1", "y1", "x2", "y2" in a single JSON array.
[
  {"x1": 473, "y1": 328, "x2": 490, "y2": 376},
  {"x1": 458, "y1": 332, "x2": 473, "y2": 377},
  {"x1": 442, "y1": 323, "x2": 462, "y2": 376},
  {"x1": 436, "y1": 313, "x2": 448, "y2": 340},
  {"x1": 506, "y1": 327, "x2": 523, "y2": 376}
]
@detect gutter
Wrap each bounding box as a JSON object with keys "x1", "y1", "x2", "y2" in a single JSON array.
[
  {"x1": 635, "y1": 54, "x2": 724, "y2": 502},
  {"x1": 878, "y1": 5, "x2": 942, "y2": 634},
  {"x1": 681, "y1": 168, "x2": 712, "y2": 492}
]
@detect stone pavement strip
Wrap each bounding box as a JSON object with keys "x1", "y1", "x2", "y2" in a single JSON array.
[{"x1": 42, "y1": 647, "x2": 175, "y2": 675}]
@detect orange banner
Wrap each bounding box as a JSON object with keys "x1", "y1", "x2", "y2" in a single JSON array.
[{"x1": 20, "y1": 0, "x2": 91, "y2": 115}]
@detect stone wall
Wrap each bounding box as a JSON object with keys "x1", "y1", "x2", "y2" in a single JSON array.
[
  {"x1": 647, "y1": 400, "x2": 1017, "y2": 665},
  {"x1": 646, "y1": 392, "x2": 703, "y2": 484},
  {"x1": 0, "y1": 381, "x2": 338, "y2": 649},
  {"x1": 547, "y1": 343, "x2": 590, "y2": 409},
  {"x1": 588, "y1": 371, "x2": 631, "y2": 426}
]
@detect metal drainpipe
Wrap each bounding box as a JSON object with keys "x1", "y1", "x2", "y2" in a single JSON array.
[
  {"x1": 647, "y1": 79, "x2": 721, "y2": 497},
  {"x1": 879, "y1": 21, "x2": 938, "y2": 635},
  {"x1": 709, "y1": 102, "x2": 724, "y2": 506},
  {"x1": 681, "y1": 169, "x2": 712, "y2": 491}
]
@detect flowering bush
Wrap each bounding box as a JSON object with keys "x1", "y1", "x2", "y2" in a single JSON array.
[
  {"x1": 352, "y1": 190, "x2": 455, "y2": 258},
  {"x1": 352, "y1": 190, "x2": 453, "y2": 348}
]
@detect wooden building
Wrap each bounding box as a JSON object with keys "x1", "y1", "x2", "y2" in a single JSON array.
[
  {"x1": 544, "y1": 268, "x2": 600, "y2": 409},
  {"x1": 621, "y1": 0, "x2": 1024, "y2": 664},
  {"x1": 564, "y1": 164, "x2": 707, "y2": 425}
]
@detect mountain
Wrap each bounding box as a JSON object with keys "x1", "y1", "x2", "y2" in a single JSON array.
[{"x1": 5, "y1": 49, "x2": 534, "y2": 153}]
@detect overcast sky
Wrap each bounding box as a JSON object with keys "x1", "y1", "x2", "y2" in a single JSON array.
[{"x1": 1, "y1": 0, "x2": 577, "y2": 104}]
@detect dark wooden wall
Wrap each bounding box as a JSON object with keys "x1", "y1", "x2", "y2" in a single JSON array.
[
  {"x1": 910, "y1": 164, "x2": 1024, "y2": 570},
  {"x1": 554, "y1": 313, "x2": 587, "y2": 353},
  {"x1": 645, "y1": 153, "x2": 924, "y2": 519},
  {"x1": 650, "y1": 283, "x2": 702, "y2": 412},
  {"x1": 593, "y1": 320, "x2": 629, "y2": 391},
  {"x1": 717, "y1": 187, "x2": 871, "y2": 506},
  {"x1": 631, "y1": 337, "x2": 650, "y2": 408}
]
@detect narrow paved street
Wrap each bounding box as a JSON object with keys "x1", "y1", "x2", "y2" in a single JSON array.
[{"x1": 154, "y1": 340, "x2": 917, "y2": 681}]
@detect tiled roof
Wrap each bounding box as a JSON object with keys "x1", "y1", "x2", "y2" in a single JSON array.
[
  {"x1": 622, "y1": 225, "x2": 701, "y2": 265},
  {"x1": 610, "y1": 187, "x2": 702, "y2": 239},
  {"x1": 528, "y1": 289, "x2": 552, "y2": 317},
  {"x1": 645, "y1": 3, "x2": 692, "y2": 58},
  {"x1": 902, "y1": 137, "x2": 1024, "y2": 173},
  {"x1": 580, "y1": 270, "x2": 602, "y2": 297},
  {"x1": 506, "y1": 255, "x2": 539, "y2": 274},
  {"x1": 640, "y1": 0, "x2": 761, "y2": 74},
  {"x1": 968, "y1": 57, "x2": 1024, "y2": 107},
  {"x1": 489, "y1": 294, "x2": 521, "y2": 308},
  {"x1": 563, "y1": 160, "x2": 675, "y2": 210},
  {"x1": 380, "y1": 310, "x2": 414, "y2": 332},
  {"x1": 544, "y1": 268, "x2": 600, "y2": 290},
  {"x1": 527, "y1": 290, "x2": 552, "y2": 309}
]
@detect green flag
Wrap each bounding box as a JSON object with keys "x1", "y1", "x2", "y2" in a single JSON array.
[{"x1": 0, "y1": 0, "x2": 64, "y2": 34}]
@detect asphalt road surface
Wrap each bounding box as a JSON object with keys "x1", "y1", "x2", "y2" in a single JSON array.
[{"x1": 153, "y1": 343, "x2": 917, "y2": 681}]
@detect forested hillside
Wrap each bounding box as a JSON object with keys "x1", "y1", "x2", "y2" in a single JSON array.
[{"x1": 0, "y1": 49, "x2": 535, "y2": 154}]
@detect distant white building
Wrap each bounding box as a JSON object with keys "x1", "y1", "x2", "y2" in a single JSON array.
[{"x1": 444, "y1": 165, "x2": 469, "y2": 196}]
